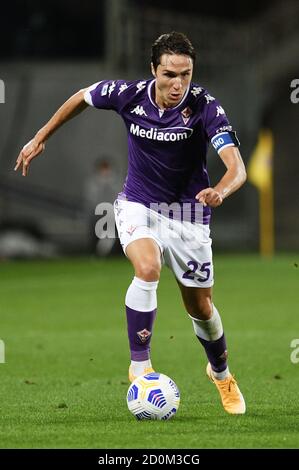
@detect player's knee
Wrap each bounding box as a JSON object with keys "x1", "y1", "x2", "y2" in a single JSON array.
[
  {"x1": 189, "y1": 296, "x2": 212, "y2": 321},
  {"x1": 135, "y1": 259, "x2": 161, "y2": 281}
]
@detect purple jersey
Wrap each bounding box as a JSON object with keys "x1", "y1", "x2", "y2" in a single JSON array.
[{"x1": 84, "y1": 79, "x2": 236, "y2": 224}]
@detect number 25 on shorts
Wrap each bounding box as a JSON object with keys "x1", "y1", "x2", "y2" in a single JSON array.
[{"x1": 182, "y1": 261, "x2": 211, "y2": 282}]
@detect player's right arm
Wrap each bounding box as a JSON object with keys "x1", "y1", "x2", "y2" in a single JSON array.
[{"x1": 14, "y1": 88, "x2": 88, "y2": 176}]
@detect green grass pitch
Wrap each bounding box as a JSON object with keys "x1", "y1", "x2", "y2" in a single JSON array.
[{"x1": 0, "y1": 254, "x2": 298, "y2": 449}]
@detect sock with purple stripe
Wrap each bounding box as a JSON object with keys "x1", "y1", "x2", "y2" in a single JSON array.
[
  {"x1": 196, "y1": 333, "x2": 228, "y2": 377},
  {"x1": 126, "y1": 306, "x2": 156, "y2": 361},
  {"x1": 125, "y1": 277, "x2": 158, "y2": 374},
  {"x1": 190, "y1": 304, "x2": 229, "y2": 380}
]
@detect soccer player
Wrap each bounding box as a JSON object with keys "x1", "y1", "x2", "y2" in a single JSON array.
[{"x1": 15, "y1": 32, "x2": 247, "y2": 414}]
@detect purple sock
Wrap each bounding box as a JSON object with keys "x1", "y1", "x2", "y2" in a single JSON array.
[
  {"x1": 126, "y1": 306, "x2": 157, "y2": 361},
  {"x1": 196, "y1": 333, "x2": 228, "y2": 373}
]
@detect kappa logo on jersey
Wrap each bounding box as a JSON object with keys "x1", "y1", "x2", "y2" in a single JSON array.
[
  {"x1": 136, "y1": 81, "x2": 146, "y2": 93},
  {"x1": 131, "y1": 105, "x2": 147, "y2": 117},
  {"x1": 137, "y1": 329, "x2": 152, "y2": 343},
  {"x1": 130, "y1": 124, "x2": 193, "y2": 142},
  {"x1": 191, "y1": 86, "x2": 203, "y2": 97},
  {"x1": 181, "y1": 106, "x2": 193, "y2": 125},
  {"x1": 108, "y1": 81, "x2": 116, "y2": 98},
  {"x1": 216, "y1": 105, "x2": 225, "y2": 117},
  {"x1": 205, "y1": 94, "x2": 215, "y2": 104},
  {"x1": 118, "y1": 83, "x2": 128, "y2": 95}
]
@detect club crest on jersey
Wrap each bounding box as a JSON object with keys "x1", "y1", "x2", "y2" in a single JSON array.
[
  {"x1": 126, "y1": 225, "x2": 137, "y2": 236},
  {"x1": 137, "y1": 329, "x2": 152, "y2": 343},
  {"x1": 181, "y1": 106, "x2": 192, "y2": 125}
]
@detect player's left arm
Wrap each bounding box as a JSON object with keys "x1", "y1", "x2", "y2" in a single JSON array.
[{"x1": 196, "y1": 146, "x2": 247, "y2": 207}]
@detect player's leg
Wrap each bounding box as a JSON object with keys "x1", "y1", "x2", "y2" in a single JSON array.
[
  {"x1": 162, "y1": 218, "x2": 228, "y2": 376},
  {"x1": 177, "y1": 283, "x2": 245, "y2": 414},
  {"x1": 114, "y1": 199, "x2": 163, "y2": 381},
  {"x1": 125, "y1": 238, "x2": 161, "y2": 381},
  {"x1": 162, "y1": 216, "x2": 245, "y2": 414},
  {"x1": 177, "y1": 283, "x2": 229, "y2": 378},
  {"x1": 114, "y1": 199, "x2": 164, "y2": 381}
]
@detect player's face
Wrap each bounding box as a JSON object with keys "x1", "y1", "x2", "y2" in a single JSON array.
[{"x1": 151, "y1": 54, "x2": 193, "y2": 109}]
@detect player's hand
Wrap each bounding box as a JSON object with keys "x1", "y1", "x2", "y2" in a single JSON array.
[
  {"x1": 195, "y1": 187, "x2": 223, "y2": 207},
  {"x1": 14, "y1": 138, "x2": 45, "y2": 176}
]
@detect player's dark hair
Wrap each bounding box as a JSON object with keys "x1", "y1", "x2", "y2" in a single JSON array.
[{"x1": 151, "y1": 31, "x2": 196, "y2": 70}]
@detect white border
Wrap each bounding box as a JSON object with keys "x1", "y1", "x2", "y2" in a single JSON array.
[{"x1": 83, "y1": 81, "x2": 103, "y2": 106}]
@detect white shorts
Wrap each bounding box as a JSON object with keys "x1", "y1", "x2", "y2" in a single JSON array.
[{"x1": 114, "y1": 199, "x2": 214, "y2": 288}]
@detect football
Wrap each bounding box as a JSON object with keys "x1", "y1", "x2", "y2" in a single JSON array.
[{"x1": 127, "y1": 372, "x2": 180, "y2": 420}]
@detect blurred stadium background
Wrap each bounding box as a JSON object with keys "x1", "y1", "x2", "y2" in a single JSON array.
[{"x1": 0, "y1": 0, "x2": 299, "y2": 257}]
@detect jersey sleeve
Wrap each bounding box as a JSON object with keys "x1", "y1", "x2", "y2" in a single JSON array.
[
  {"x1": 202, "y1": 93, "x2": 240, "y2": 153},
  {"x1": 83, "y1": 79, "x2": 129, "y2": 112}
]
